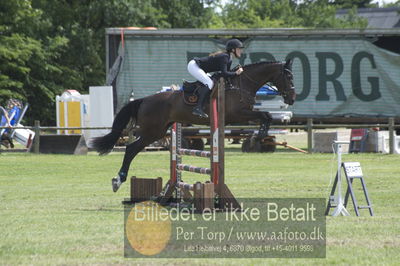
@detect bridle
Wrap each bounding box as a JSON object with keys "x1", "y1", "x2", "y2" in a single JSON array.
[{"x1": 274, "y1": 64, "x2": 295, "y2": 99}]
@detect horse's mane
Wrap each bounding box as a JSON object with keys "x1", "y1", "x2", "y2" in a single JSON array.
[{"x1": 242, "y1": 60, "x2": 282, "y2": 70}]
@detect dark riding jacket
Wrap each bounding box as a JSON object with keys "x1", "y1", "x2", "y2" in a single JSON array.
[{"x1": 194, "y1": 53, "x2": 237, "y2": 78}]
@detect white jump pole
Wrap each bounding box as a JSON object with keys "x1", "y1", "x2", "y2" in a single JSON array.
[{"x1": 332, "y1": 140, "x2": 350, "y2": 216}]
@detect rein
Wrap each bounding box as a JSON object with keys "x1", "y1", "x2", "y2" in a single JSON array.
[
  {"x1": 237, "y1": 71, "x2": 259, "y2": 105},
  {"x1": 230, "y1": 61, "x2": 293, "y2": 104},
  {"x1": 241, "y1": 70, "x2": 260, "y2": 86}
]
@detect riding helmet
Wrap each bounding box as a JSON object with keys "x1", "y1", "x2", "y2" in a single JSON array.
[{"x1": 226, "y1": 39, "x2": 244, "y2": 52}]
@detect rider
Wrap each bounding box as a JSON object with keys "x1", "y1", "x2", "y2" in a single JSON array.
[{"x1": 187, "y1": 38, "x2": 244, "y2": 118}]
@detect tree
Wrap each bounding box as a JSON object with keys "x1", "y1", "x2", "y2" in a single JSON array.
[
  {"x1": 0, "y1": 0, "x2": 72, "y2": 124},
  {"x1": 213, "y1": 0, "x2": 368, "y2": 29},
  {"x1": 296, "y1": 0, "x2": 368, "y2": 28},
  {"x1": 154, "y1": 0, "x2": 215, "y2": 28}
]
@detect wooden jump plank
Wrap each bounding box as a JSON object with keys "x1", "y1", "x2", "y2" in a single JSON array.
[
  {"x1": 177, "y1": 148, "x2": 211, "y2": 158},
  {"x1": 177, "y1": 164, "x2": 211, "y2": 175}
]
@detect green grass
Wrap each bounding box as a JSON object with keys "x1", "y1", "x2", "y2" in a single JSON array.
[{"x1": 0, "y1": 142, "x2": 399, "y2": 265}]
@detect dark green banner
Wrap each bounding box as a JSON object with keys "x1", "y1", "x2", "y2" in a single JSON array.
[{"x1": 116, "y1": 37, "x2": 400, "y2": 117}]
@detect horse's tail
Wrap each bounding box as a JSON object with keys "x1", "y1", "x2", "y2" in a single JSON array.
[{"x1": 91, "y1": 99, "x2": 143, "y2": 155}]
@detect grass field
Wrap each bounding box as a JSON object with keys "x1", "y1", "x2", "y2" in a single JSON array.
[{"x1": 0, "y1": 135, "x2": 399, "y2": 265}]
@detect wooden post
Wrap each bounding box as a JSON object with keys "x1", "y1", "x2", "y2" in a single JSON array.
[
  {"x1": 160, "y1": 123, "x2": 180, "y2": 205},
  {"x1": 389, "y1": 117, "x2": 395, "y2": 154},
  {"x1": 217, "y1": 78, "x2": 225, "y2": 195},
  {"x1": 193, "y1": 182, "x2": 203, "y2": 212},
  {"x1": 33, "y1": 120, "x2": 40, "y2": 154},
  {"x1": 203, "y1": 182, "x2": 215, "y2": 210},
  {"x1": 212, "y1": 78, "x2": 240, "y2": 210},
  {"x1": 210, "y1": 80, "x2": 219, "y2": 185},
  {"x1": 307, "y1": 118, "x2": 313, "y2": 154},
  {"x1": 210, "y1": 78, "x2": 224, "y2": 190}
]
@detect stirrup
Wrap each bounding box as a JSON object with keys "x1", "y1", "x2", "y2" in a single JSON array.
[{"x1": 192, "y1": 107, "x2": 208, "y2": 118}]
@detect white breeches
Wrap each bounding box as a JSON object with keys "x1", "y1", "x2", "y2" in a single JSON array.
[{"x1": 187, "y1": 60, "x2": 214, "y2": 90}]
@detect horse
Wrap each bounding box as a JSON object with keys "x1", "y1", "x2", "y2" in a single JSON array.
[{"x1": 92, "y1": 59, "x2": 296, "y2": 192}]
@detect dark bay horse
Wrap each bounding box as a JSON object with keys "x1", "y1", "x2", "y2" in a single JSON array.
[{"x1": 92, "y1": 60, "x2": 296, "y2": 192}]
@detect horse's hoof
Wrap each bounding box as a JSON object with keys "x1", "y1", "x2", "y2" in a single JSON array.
[{"x1": 112, "y1": 177, "x2": 121, "y2": 192}]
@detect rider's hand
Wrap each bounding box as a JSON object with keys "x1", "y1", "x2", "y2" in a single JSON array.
[{"x1": 236, "y1": 67, "x2": 243, "y2": 75}]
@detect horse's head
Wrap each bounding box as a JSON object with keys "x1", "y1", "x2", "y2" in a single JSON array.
[
  {"x1": 236, "y1": 60, "x2": 296, "y2": 105},
  {"x1": 274, "y1": 59, "x2": 296, "y2": 105}
]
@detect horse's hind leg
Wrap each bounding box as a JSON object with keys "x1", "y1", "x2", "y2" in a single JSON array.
[{"x1": 111, "y1": 136, "x2": 147, "y2": 192}]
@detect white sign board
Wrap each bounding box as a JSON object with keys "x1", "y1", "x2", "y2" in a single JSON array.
[
  {"x1": 343, "y1": 162, "x2": 363, "y2": 178},
  {"x1": 88, "y1": 86, "x2": 114, "y2": 146}
]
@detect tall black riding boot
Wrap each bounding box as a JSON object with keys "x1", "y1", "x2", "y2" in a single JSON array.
[{"x1": 192, "y1": 85, "x2": 209, "y2": 118}]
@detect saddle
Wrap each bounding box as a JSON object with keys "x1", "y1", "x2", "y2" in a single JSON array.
[
  {"x1": 181, "y1": 74, "x2": 235, "y2": 105},
  {"x1": 181, "y1": 80, "x2": 203, "y2": 105}
]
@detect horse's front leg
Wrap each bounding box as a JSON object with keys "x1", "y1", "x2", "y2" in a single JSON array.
[
  {"x1": 256, "y1": 112, "x2": 272, "y2": 140},
  {"x1": 235, "y1": 109, "x2": 272, "y2": 140},
  {"x1": 112, "y1": 136, "x2": 146, "y2": 192}
]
